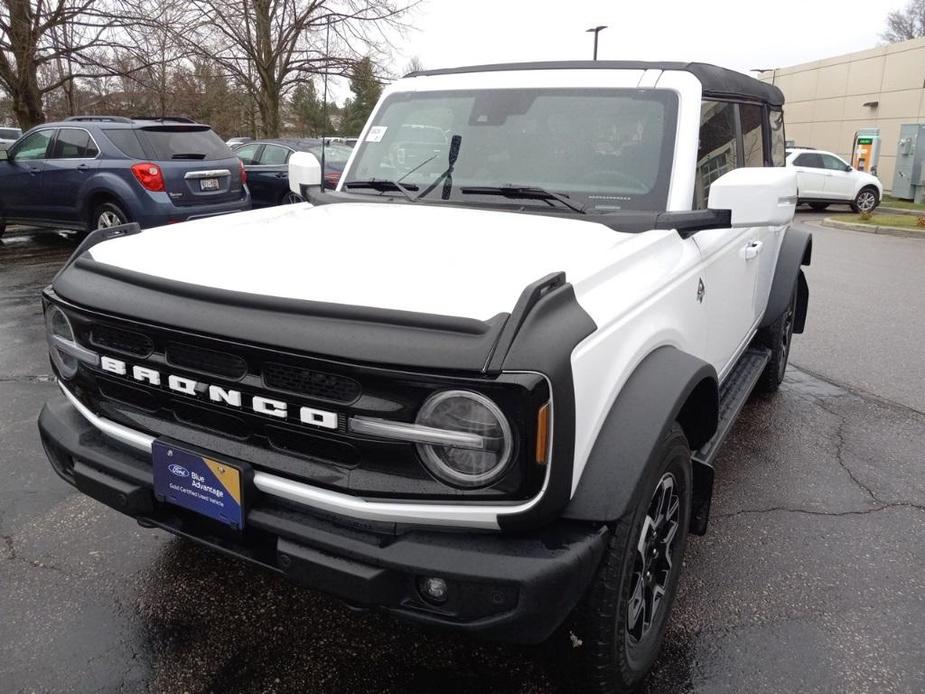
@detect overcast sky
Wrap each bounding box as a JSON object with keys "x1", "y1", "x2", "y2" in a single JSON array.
[{"x1": 329, "y1": 0, "x2": 897, "y2": 96}]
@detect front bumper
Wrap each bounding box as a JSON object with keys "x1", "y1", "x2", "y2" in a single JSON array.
[{"x1": 37, "y1": 393, "x2": 607, "y2": 643}]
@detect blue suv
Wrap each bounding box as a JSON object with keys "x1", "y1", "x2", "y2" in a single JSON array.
[{"x1": 0, "y1": 116, "x2": 250, "y2": 235}]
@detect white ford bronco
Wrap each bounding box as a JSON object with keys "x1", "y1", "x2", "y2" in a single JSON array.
[{"x1": 39, "y1": 61, "x2": 810, "y2": 692}]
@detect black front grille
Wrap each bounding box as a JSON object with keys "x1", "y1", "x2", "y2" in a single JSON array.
[
  {"x1": 263, "y1": 362, "x2": 361, "y2": 404},
  {"x1": 167, "y1": 342, "x2": 248, "y2": 380},
  {"x1": 90, "y1": 324, "x2": 154, "y2": 357},
  {"x1": 65, "y1": 307, "x2": 546, "y2": 501}
]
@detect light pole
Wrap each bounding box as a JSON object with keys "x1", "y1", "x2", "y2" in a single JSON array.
[
  {"x1": 586, "y1": 25, "x2": 607, "y2": 61},
  {"x1": 321, "y1": 16, "x2": 331, "y2": 187}
]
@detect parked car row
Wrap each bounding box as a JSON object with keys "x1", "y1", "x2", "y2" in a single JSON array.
[
  {"x1": 232, "y1": 138, "x2": 354, "y2": 207},
  {"x1": 0, "y1": 118, "x2": 355, "y2": 236}
]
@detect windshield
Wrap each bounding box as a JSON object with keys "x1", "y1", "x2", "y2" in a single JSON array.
[
  {"x1": 0, "y1": 128, "x2": 21, "y2": 140},
  {"x1": 344, "y1": 88, "x2": 677, "y2": 212},
  {"x1": 307, "y1": 143, "x2": 353, "y2": 168}
]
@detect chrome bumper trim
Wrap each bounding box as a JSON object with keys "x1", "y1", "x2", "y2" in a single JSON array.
[{"x1": 58, "y1": 380, "x2": 554, "y2": 530}]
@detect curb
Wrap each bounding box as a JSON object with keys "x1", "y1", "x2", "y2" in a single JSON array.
[
  {"x1": 879, "y1": 206, "x2": 923, "y2": 217},
  {"x1": 821, "y1": 217, "x2": 925, "y2": 239}
]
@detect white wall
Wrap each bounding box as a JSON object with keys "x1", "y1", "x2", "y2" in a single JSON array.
[{"x1": 760, "y1": 36, "x2": 925, "y2": 191}]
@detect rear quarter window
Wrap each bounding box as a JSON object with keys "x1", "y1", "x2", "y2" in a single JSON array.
[
  {"x1": 137, "y1": 127, "x2": 233, "y2": 161},
  {"x1": 769, "y1": 109, "x2": 786, "y2": 167},
  {"x1": 102, "y1": 129, "x2": 147, "y2": 159}
]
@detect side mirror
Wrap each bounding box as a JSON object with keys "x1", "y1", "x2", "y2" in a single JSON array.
[
  {"x1": 844, "y1": 164, "x2": 853, "y2": 172},
  {"x1": 708, "y1": 167, "x2": 797, "y2": 227},
  {"x1": 288, "y1": 151, "x2": 322, "y2": 197}
]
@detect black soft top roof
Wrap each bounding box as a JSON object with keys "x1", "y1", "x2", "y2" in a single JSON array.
[{"x1": 405, "y1": 61, "x2": 784, "y2": 107}]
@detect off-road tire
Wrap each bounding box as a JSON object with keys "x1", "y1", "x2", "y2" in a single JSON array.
[
  {"x1": 808, "y1": 202, "x2": 828, "y2": 212},
  {"x1": 556, "y1": 423, "x2": 692, "y2": 694},
  {"x1": 850, "y1": 186, "x2": 879, "y2": 213},
  {"x1": 756, "y1": 283, "x2": 798, "y2": 393},
  {"x1": 91, "y1": 201, "x2": 129, "y2": 231}
]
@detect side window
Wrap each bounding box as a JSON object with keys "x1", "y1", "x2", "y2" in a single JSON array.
[
  {"x1": 821, "y1": 153, "x2": 849, "y2": 171},
  {"x1": 103, "y1": 129, "x2": 147, "y2": 159},
  {"x1": 739, "y1": 103, "x2": 766, "y2": 167},
  {"x1": 259, "y1": 145, "x2": 289, "y2": 165},
  {"x1": 794, "y1": 152, "x2": 823, "y2": 168},
  {"x1": 769, "y1": 109, "x2": 786, "y2": 167},
  {"x1": 11, "y1": 130, "x2": 53, "y2": 161},
  {"x1": 695, "y1": 101, "x2": 737, "y2": 209},
  {"x1": 51, "y1": 128, "x2": 97, "y2": 159},
  {"x1": 234, "y1": 143, "x2": 261, "y2": 165}
]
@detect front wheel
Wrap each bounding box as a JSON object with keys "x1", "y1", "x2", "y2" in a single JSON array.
[
  {"x1": 281, "y1": 191, "x2": 304, "y2": 205},
  {"x1": 558, "y1": 424, "x2": 692, "y2": 693},
  {"x1": 851, "y1": 186, "x2": 879, "y2": 213},
  {"x1": 92, "y1": 201, "x2": 128, "y2": 230}
]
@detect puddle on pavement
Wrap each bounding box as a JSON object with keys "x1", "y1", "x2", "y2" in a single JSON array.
[{"x1": 783, "y1": 367, "x2": 848, "y2": 399}]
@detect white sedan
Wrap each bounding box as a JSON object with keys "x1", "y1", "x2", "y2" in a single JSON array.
[{"x1": 786, "y1": 148, "x2": 882, "y2": 212}]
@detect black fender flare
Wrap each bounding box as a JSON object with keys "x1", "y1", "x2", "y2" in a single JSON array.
[
  {"x1": 562, "y1": 346, "x2": 718, "y2": 523},
  {"x1": 761, "y1": 227, "x2": 812, "y2": 333}
]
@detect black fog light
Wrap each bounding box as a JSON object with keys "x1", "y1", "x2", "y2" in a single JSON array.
[{"x1": 417, "y1": 576, "x2": 449, "y2": 605}]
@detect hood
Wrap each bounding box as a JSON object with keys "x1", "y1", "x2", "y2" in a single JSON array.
[{"x1": 83, "y1": 202, "x2": 631, "y2": 321}]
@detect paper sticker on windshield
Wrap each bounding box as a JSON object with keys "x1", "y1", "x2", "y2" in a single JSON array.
[{"x1": 366, "y1": 126, "x2": 387, "y2": 142}]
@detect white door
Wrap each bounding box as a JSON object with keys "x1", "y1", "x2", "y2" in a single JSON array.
[
  {"x1": 753, "y1": 223, "x2": 787, "y2": 324},
  {"x1": 694, "y1": 225, "x2": 761, "y2": 378},
  {"x1": 820, "y1": 153, "x2": 855, "y2": 200},
  {"x1": 791, "y1": 152, "x2": 827, "y2": 198}
]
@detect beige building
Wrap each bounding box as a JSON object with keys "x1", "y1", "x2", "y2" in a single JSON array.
[{"x1": 759, "y1": 36, "x2": 925, "y2": 191}]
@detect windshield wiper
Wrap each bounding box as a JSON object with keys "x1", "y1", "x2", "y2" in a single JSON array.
[
  {"x1": 415, "y1": 134, "x2": 461, "y2": 201},
  {"x1": 460, "y1": 185, "x2": 587, "y2": 214},
  {"x1": 343, "y1": 178, "x2": 418, "y2": 201},
  {"x1": 171, "y1": 153, "x2": 206, "y2": 160}
]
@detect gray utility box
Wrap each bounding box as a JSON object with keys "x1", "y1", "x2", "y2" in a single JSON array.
[{"x1": 893, "y1": 123, "x2": 925, "y2": 200}]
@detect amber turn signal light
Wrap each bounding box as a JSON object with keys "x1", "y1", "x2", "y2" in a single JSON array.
[{"x1": 535, "y1": 402, "x2": 550, "y2": 464}]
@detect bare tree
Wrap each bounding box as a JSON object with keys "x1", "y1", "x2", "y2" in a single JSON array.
[
  {"x1": 883, "y1": 0, "x2": 925, "y2": 42},
  {"x1": 404, "y1": 55, "x2": 423, "y2": 75},
  {"x1": 174, "y1": 0, "x2": 415, "y2": 137},
  {"x1": 115, "y1": 0, "x2": 190, "y2": 117},
  {"x1": 0, "y1": 0, "x2": 124, "y2": 128}
]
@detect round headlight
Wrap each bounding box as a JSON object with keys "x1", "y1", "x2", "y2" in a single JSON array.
[
  {"x1": 45, "y1": 305, "x2": 78, "y2": 378},
  {"x1": 415, "y1": 390, "x2": 513, "y2": 488}
]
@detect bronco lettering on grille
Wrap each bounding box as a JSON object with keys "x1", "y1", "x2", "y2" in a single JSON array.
[{"x1": 99, "y1": 355, "x2": 339, "y2": 430}]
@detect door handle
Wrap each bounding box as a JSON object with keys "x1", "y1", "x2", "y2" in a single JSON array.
[
  {"x1": 76, "y1": 163, "x2": 89, "y2": 172},
  {"x1": 274, "y1": 172, "x2": 287, "y2": 178},
  {"x1": 28, "y1": 166, "x2": 40, "y2": 175},
  {"x1": 743, "y1": 241, "x2": 763, "y2": 260}
]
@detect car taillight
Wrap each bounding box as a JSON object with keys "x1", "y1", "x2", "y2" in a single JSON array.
[
  {"x1": 324, "y1": 171, "x2": 340, "y2": 189},
  {"x1": 131, "y1": 162, "x2": 165, "y2": 192},
  {"x1": 239, "y1": 160, "x2": 247, "y2": 186}
]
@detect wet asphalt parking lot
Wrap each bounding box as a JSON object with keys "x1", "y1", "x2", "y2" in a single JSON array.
[{"x1": 1, "y1": 213, "x2": 924, "y2": 694}]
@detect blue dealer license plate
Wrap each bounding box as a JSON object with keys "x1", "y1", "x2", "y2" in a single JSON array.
[{"x1": 152, "y1": 441, "x2": 246, "y2": 529}]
